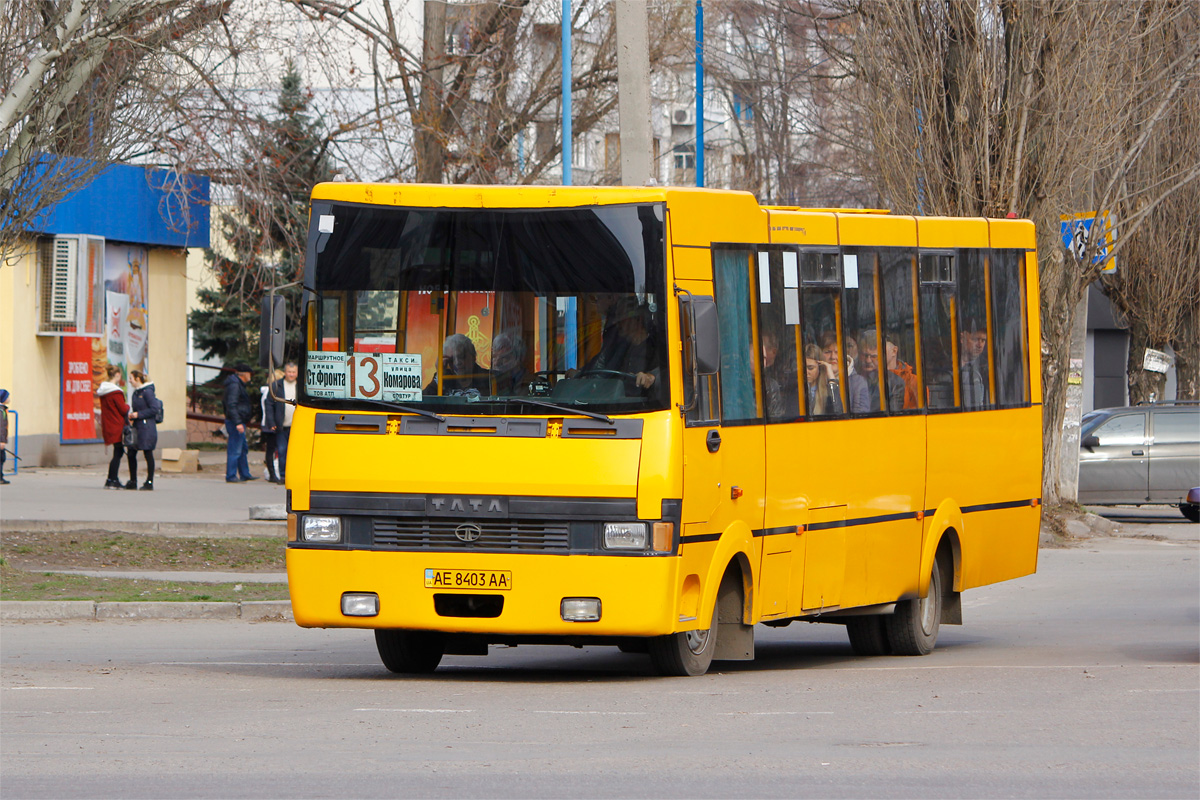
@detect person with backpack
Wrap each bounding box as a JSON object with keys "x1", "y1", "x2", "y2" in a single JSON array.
[
  {"x1": 127, "y1": 370, "x2": 162, "y2": 490},
  {"x1": 99, "y1": 365, "x2": 132, "y2": 489}
]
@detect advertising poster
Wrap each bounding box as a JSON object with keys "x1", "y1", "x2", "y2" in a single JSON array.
[
  {"x1": 104, "y1": 244, "x2": 150, "y2": 386},
  {"x1": 61, "y1": 336, "x2": 102, "y2": 442}
]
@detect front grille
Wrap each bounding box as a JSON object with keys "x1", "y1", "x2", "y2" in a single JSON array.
[{"x1": 372, "y1": 518, "x2": 571, "y2": 552}]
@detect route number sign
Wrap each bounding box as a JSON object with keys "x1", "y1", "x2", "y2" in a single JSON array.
[{"x1": 306, "y1": 352, "x2": 423, "y2": 402}]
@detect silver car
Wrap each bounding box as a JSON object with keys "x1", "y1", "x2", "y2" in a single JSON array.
[{"x1": 1078, "y1": 403, "x2": 1200, "y2": 521}]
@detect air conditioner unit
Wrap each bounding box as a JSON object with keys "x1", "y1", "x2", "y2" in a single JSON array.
[
  {"x1": 49, "y1": 237, "x2": 79, "y2": 323},
  {"x1": 672, "y1": 107, "x2": 696, "y2": 126}
]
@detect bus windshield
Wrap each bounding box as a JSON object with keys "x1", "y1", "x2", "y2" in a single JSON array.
[{"x1": 302, "y1": 201, "x2": 668, "y2": 415}]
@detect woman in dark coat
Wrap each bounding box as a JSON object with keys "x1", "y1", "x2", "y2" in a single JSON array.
[
  {"x1": 99, "y1": 365, "x2": 131, "y2": 489},
  {"x1": 127, "y1": 370, "x2": 161, "y2": 490}
]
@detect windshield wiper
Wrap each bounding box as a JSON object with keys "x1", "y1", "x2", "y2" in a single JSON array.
[
  {"x1": 350, "y1": 397, "x2": 446, "y2": 422},
  {"x1": 507, "y1": 397, "x2": 612, "y2": 424}
]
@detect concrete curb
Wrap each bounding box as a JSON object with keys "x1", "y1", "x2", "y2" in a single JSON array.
[
  {"x1": 0, "y1": 520, "x2": 285, "y2": 538},
  {"x1": 0, "y1": 600, "x2": 294, "y2": 622}
]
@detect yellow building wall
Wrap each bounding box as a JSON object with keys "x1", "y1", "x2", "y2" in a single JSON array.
[{"x1": 0, "y1": 238, "x2": 191, "y2": 466}]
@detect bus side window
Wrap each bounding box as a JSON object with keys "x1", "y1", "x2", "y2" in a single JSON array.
[
  {"x1": 919, "y1": 253, "x2": 958, "y2": 410},
  {"x1": 989, "y1": 249, "x2": 1030, "y2": 406},
  {"x1": 842, "y1": 248, "x2": 886, "y2": 414},
  {"x1": 756, "y1": 249, "x2": 802, "y2": 423},
  {"x1": 956, "y1": 249, "x2": 990, "y2": 409},
  {"x1": 681, "y1": 295, "x2": 720, "y2": 425},
  {"x1": 800, "y1": 251, "x2": 847, "y2": 417},
  {"x1": 880, "y1": 248, "x2": 921, "y2": 411},
  {"x1": 713, "y1": 249, "x2": 762, "y2": 423}
]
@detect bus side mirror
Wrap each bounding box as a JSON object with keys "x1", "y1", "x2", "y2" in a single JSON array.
[
  {"x1": 260, "y1": 294, "x2": 286, "y2": 370},
  {"x1": 690, "y1": 296, "x2": 720, "y2": 376}
]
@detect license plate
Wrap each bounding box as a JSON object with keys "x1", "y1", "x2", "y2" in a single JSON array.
[{"x1": 424, "y1": 568, "x2": 512, "y2": 591}]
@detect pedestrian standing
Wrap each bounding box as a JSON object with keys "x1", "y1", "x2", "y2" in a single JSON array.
[
  {"x1": 0, "y1": 388, "x2": 11, "y2": 485},
  {"x1": 127, "y1": 370, "x2": 161, "y2": 491},
  {"x1": 266, "y1": 361, "x2": 298, "y2": 484},
  {"x1": 260, "y1": 369, "x2": 282, "y2": 483},
  {"x1": 222, "y1": 363, "x2": 257, "y2": 483},
  {"x1": 98, "y1": 365, "x2": 131, "y2": 489}
]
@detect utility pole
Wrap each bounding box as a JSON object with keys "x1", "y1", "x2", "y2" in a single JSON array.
[
  {"x1": 695, "y1": 0, "x2": 704, "y2": 188},
  {"x1": 561, "y1": 0, "x2": 572, "y2": 186},
  {"x1": 615, "y1": 0, "x2": 652, "y2": 185}
]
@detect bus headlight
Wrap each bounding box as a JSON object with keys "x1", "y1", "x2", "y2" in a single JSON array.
[
  {"x1": 302, "y1": 515, "x2": 343, "y2": 543},
  {"x1": 561, "y1": 597, "x2": 601, "y2": 622},
  {"x1": 603, "y1": 522, "x2": 647, "y2": 550}
]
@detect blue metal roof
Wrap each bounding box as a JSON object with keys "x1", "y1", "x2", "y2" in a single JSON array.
[{"x1": 31, "y1": 161, "x2": 210, "y2": 249}]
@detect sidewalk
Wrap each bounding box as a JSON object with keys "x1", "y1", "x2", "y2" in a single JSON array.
[
  {"x1": 1, "y1": 449, "x2": 292, "y2": 621},
  {"x1": 0, "y1": 449, "x2": 286, "y2": 536}
]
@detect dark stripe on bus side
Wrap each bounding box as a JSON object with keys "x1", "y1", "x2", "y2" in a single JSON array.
[
  {"x1": 672, "y1": 243, "x2": 712, "y2": 250},
  {"x1": 680, "y1": 498, "x2": 1040, "y2": 546}
]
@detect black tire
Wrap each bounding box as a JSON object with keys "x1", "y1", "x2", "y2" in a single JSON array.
[
  {"x1": 885, "y1": 556, "x2": 943, "y2": 656},
  {"x1": 846, "y1": 615, "x2": 892, "y2": 656},
  {"x1": 648, "y1": 603, "x2": 718, "y2": 676},
  {"x1": 375, "y1": 629, "x2": 444, "y2": 674},
  {"x1": 1180, "y1": 503, "x2": 1199, "y2": 523}
]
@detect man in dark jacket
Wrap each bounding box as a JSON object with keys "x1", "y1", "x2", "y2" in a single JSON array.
[{"x1": 223, "y1": 364, "x2": 257, "y2": 483}]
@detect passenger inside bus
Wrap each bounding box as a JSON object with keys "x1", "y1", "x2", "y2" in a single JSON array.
[
  {"x1": 960, "y1": 319, "x2": 990, "y2": 408},
  {"x1": 490, "y1": 331, "x2": 529, "y2": 396},
  {"x1": 804, "y1": 343, "x2": 840, "y2": 416},
  {"x1": 857, "y1": 328, "x2": 903, "y2": 412},
  {"x1": 884, "y1": 330, "x2": 920, "y2": 410},
  {"x1": 761, "y1": 330, "x2": 799, "y2": 421},
  {"x1": 819, "y1": 330, "x2": 869, "y2": 414},
  {"x1": 424, "y1": 333, "x2": 491, "y2": 398}
]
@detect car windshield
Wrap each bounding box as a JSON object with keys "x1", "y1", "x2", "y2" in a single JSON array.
[
  {"x1": 301, "y1": 202, "x2": 668, "y2": 415},
  {"x1": 1080, "y1": 410, "x2": 1107, "y2": 439}
]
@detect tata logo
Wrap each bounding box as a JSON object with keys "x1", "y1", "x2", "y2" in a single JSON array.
[
  {"x1": 427, "y1": 496, "x2": 508, "y2": 517},
  {"x1": 454, "y1": 523, "x2": 482, "y2": 543}
]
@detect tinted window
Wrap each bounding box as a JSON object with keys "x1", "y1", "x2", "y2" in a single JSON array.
[
  {"x1": 843, "y1": 248, "x2": 886, "y2": 414},
  {"x1": 919, "y1": 253, "x2": 957, "y2": 409},
  {"x1": 1153, "y1": 411, "x2": 1199, "y2": 444},
  {"x1": 990, "y1": 249, "x2": 1028, "y2": 405},
  {"x1": 756, "y1": 250, "x2": 802, "y2": 423},
  {"x1": 880, "y1": 248, "x2": 921, "y2": 410},
  {"x1": 800, "y1": 251, "x2": 847, "y2": 417},
  {"x1": 956, "y1": 249, "x2": 990, "y2": 409},
  {"x1": 714, "y1": 249, "x2": 760, "y2": 423}
]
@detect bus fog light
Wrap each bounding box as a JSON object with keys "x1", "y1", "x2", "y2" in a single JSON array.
[
  {"x1": 603, "y1": 522, "x2": 647, "y2": 550},
  {"x1": 341, "y1": 593, "x2": 379, "y2": 616},
  {"x1": 561, "y1": 597, "x2": 601, "y2": 622},
  {"x1": 302, "y1": 516, "x2": 342, "y2": 543}
]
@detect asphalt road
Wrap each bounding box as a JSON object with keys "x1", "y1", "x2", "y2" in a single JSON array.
[{"x1": 2, "y1": 532, "x2": 1197, "y2": 799}]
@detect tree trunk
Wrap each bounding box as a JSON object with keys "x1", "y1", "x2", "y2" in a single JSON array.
[
  {"x1": 415, "y1": 0, "x2": 446, "y2": 184},
  {"x1": 1125, "y1": 319, "x2": 1169, "y2": 404},
  {"x1": 1172, "y1": 308, "x2": 1199, "y2": 400}
]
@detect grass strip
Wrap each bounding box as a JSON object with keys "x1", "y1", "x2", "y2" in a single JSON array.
[{"x1": 0, "y1": 562, "x2": 289, "y2": 603}]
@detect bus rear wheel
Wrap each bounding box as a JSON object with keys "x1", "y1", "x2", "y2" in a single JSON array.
[
  {"x1": 648, "y1": 604, "x2": 717, "y2": 676},
  {"x1": 886, "y1": 557, "x2": 944, "y2": 656},
  {"x1": 846, "y1": 615, "x2": 892, "y2": 656},
  {"x1": 375, "y1": 629, "x2": 445, "y2": 673}
]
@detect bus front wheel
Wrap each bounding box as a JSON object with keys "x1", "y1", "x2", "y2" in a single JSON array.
[
  {"x1": 648, "y1": 604, "x2": 717, "y2": 676},
  {"x1": 886, "y1": 558, "x2": 943, "y2": 656},
  {"x1": 375, "y1": 629, "x2": 445, "y2": 673}
]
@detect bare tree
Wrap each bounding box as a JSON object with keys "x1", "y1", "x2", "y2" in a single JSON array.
[
  {"x1": 0, "y1": 0, "x2": 229, "y2": 258},
  {"x1": 280, "y1": 0, "x2": 690, "y2": 185},
  {"x1": 705, "y1": 0, "x2": 872, "y2": 205},
  {"x1": 1099, "y1": 10, "x2": 1200, "y2": 405},
  {"x1": 803, "y1": 0, "x2": 1200, "y2": 505}
]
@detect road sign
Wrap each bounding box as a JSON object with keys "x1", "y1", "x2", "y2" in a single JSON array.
[{"x1": 1060, "y1": 211, "x2": 1116, "y2": 273}]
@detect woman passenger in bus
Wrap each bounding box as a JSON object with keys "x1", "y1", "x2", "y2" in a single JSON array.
[
  {"x1": 818, "y1": 330, "x2": 869, "y2": 413},
  {"x1": 804, "y1": 343, "x2": 840, "y2": 416}
]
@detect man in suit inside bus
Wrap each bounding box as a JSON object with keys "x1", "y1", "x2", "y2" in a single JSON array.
[{"x1": 959, "y1": 319, "x2": 990, "y2": 408}]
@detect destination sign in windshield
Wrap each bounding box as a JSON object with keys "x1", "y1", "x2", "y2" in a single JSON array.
[{"x1": 307, "y1": 352, "x2": 422, "y2": 402}]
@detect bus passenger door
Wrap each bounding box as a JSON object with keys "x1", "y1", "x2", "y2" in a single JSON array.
[{"x1": 801, "y1": 505, "x2": 846, "y2": 613}]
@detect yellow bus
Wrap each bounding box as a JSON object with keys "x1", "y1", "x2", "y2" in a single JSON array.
[{"x1": 280, "y1": 185, "x2": 1042, "y2": 676}]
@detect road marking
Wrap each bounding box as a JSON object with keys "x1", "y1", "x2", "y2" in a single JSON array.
[
  {"x1": 1127, "y1": 688, "x2": 1199, "y2": 693},
  {"x1": 532, "y1": 710, "x2": 648, "y2": 716},
  {"x1": 717, "y1": 711, "x2": 833, "y2": 716},
  {"x1": 4, "y1": 687, "x2": 94, "y2": 691},
  {"x1": 355, "y1": 708, "x2": 471, "y2": 713},
  {"x1": 1, "y1": 710, "x2": 113, "y2": 715}
]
